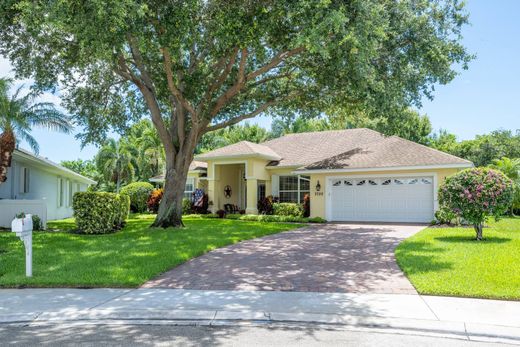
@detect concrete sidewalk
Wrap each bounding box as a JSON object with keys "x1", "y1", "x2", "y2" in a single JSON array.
[{"x1": 1, "y1": 288, "x2": 520, "y2": 344}]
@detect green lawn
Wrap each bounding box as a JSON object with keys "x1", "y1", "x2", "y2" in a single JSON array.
[
  {"x1": 396, "y1": 217, "x2": 520, "y2": 300},
  {"x1": 0, "y1": 214, "x2": 301, "y2": 288}
]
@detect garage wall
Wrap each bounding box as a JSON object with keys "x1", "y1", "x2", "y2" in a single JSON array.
[{"x1": 309, "y1": 168, "x2": 461, "y2": 220}]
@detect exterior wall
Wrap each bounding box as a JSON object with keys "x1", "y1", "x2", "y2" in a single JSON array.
[
  {"x1": 308, "y1": 168, "x2": 461, "y2": 219},
  {"x1": 203, "y1": 158, "x2": 463, "y2": 219},
  {"x1": 0, "y1": 157, "x2": 89, "y2": 226}
]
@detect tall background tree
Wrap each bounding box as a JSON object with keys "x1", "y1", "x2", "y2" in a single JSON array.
[
  {"x1": 489, "y1": 157, "x2": 520, "y2": 216},
  {"x1": 0, "y1": 0, "x2": 472, "y2": 227},
  {"x1": 430, "y1": 129, "x2": 520, "y2": 167},
  {"x1": 96, "y1": 138, "x2": 138, "y2": 193},
  {"x1": 0, "y1": 77, "x2": 72, "y2": 183}
]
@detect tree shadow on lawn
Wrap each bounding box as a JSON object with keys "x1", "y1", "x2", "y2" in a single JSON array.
[
  {"x1": 434, "y1": 236, "x2": 511, "y2": 244},
  {"x1": 396, "y1": 241, "x2": 453, "y2": 276}
]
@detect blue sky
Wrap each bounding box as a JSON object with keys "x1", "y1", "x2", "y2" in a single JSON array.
[{"x1": 1, "y1": 0, "x2": 519, "y2": 163}]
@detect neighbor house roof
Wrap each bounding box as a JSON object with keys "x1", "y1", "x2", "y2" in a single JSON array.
[
  {"x1": 13, "y1": 148, "x2": 96, "y2": 185},
  {"x1": 196, "y1": 141, "x2": 281, "y2": 161},
  {"x1": 149, "y1": 160, "x2": 208, "y2": 183},
  {"x1": 196, "y1": 128, "x2": 472, "y2": 171}
]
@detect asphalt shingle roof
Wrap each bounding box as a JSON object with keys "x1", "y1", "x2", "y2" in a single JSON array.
[
  {"x1": 196, "y1": 128, "x2": 472, "y2": 170},
  {"x1": 196, "y1": 141, "x2": 281, "y2": 160}
]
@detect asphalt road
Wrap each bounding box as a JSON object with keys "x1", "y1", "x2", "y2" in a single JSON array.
[{"x1": 0, "y1": 324, "x2": 506, "y2": 346}]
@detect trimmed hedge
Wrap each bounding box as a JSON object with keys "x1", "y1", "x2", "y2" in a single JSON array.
[
  {"x1": 182, "y1": 198, "x2": 192, "y2": 215},
  {"x1": 120, "y1": 182, "x2": 154, "y2": 213},
  {"x1": 272, "y1": 203, "x2": 303, "y2": 217},
  {"x1": 73, "y1": 192, "x2": 130, "y2": 234},
  {"x1": 115, "y1": 194, "x2": 131, "y2": 229}
]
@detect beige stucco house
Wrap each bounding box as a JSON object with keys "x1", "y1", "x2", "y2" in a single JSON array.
[{"x1": 156, "y1": 128, "x2": 473, "y2": 223}]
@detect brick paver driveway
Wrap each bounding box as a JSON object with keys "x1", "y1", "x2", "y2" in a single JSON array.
[{"x1": 143, "y1": 223, "x2": 425, "y2": 293}]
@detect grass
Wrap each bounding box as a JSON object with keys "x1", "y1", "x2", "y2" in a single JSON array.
[
  {"x1": 396, "y1": 217, "x2": 520, "y2": 300},
  {"x1": 0, "y1": 214, "x2": 301, "y2": 288}
]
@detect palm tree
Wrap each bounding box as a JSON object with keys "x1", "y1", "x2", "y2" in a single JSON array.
[
  {"x1": 96, "y1": 138, "x2": 138, "y2": 192},
  {"x1": 490, "y1": 157, "x2": 520, "y2": 216},
  {"x1": 133, "y1": 121, "x2": 164, "y2": 180},
  {"x1": 0, "y1": 77, "x2": 72, "y2": 183}
]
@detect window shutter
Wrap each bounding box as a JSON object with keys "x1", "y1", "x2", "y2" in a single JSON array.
[
  {"x1": 19, "y1": 168, "x2": 24, "y2": 193},
  {"x1": 26, "y1": 168, "x2": 30, "y2": 193},
  {"x1": 271, "y1": 175, "x2": 279, "y2": 197},
  {"x1": 57, "y1": 178, "x2": 61, "y2": 207}
]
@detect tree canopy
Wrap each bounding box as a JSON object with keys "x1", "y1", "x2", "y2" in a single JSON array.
[
  {"x1": 0, "y1": 0, "x2": 472, "y2": 226},
  {"x1": 430, "y1": 129, "x2": 520, "y2": 167}
]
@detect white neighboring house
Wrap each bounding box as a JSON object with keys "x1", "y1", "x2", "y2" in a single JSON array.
[{"x1": 0, "y1": 148, "x2": 95, "y2": 228}]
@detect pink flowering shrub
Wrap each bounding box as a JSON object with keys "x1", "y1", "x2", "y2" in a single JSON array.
[{"x1": 439, "y1": 168, "x2": 514, "y2": 240}]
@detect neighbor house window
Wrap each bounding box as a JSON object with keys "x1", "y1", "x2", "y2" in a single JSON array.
[
  {"x1": 184, "y1": 177, "x2": 195, "y2": 199},
  {"x1": 58, "y1": 178, "x2": 65, "y2": 207},
  {"x1": 279, "y1": 175, "x2": 310, "y2": 203},
  {"x1": 19, "y1": 167, "x2": 30, "y2": 193},
  {"x1": 68, "y1": 180, "x2": 74, "y2": 207}
]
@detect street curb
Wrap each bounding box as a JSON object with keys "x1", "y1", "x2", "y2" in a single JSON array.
[{"x1": 3, "y1": 309, "x2": 520, "y2": 345}]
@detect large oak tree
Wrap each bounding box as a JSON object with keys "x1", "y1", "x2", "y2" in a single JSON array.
[{"x1": 0, "y1": 0, "x2": 471, "y2": 227}]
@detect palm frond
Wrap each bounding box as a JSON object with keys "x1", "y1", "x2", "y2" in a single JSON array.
[{"x1": 18, "y1": 130, "x2": 40, "y2": 154}]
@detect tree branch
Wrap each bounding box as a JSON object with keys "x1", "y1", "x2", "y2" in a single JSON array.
[
  {"x1": 114, "y1": 50, "x2": 174, "y2": 155},
  {"x1": 160, "y1": 46, "x2": 197, "y2": 118},
  {"x1": 198, "y1": 48, "x2": 239, "y2": 114},
  {"x1": 204, "y1": 99, "x2": 278, "y2": 133},
  {"x1": 246, "y1": 46, "x2": 304, "y2": 81},
  {"x1": 208, "y1": 48, "x2": 249, "y2": 117},
  {"x1": 208, "y1": 47, "x2": 304, "y2": 118}
]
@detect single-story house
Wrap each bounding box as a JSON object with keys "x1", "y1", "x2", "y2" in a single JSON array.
[
  {"x1": 0, "y1": 148, "x2": 95, "y2": 228},
  {"x1": 192, "y1": 128, "x2": 472, "y2": 223}
]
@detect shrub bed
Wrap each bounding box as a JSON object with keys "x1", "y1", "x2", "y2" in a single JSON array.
[
  {"x1": 272, "y1": 202, "x2": 303, "y2": 217},
  {"x1": 73, "y1": 192, "x2": 130, "y2": 234},
  {"x1": 120, "y1": 182, "x2": 154, "y2": 213},
  {"x1": 208, "y1": 213, "x2": 325, "y2": 223}
]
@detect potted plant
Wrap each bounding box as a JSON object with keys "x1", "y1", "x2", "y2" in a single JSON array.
[{"x1": 11, "y1": 212, "x2": 33, "y2": 234}]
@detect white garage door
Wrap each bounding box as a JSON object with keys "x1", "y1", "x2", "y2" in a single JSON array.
[{"x1": 329, "y1": 176, "x2": 434, "y2": 223}]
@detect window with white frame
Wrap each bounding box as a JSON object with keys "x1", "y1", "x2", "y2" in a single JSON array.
[
  {"x1": 184, "y1": 177, "x2": 195, "y2": 199},
  {"x1": 19, "y1": 167, "x2": 30, "y2": 193},
  {"x1": 279, "y1": 175, "x2": 310, "y2": 203}
]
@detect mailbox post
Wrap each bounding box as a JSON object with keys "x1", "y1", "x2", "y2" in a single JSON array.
[{"x1": 11, "y1": 214, "x2": 33, "y2": 277}]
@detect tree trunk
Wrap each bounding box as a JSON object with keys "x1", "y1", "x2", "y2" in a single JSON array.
[
  {"x1": 0, "y1": 130, "x2": 16, "y2": 184},
  {"x1": 152, "y1": 147, "x2": 193, "y2": 228},
  {"x1": 474, "y1": 223, "x2": 483, "y2": 241},
  {"x1": 116, "y1": 174, "x2": 121, "y2": 193}
]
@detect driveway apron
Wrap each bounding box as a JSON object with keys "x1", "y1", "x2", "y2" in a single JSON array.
[{"x1": 143, "y1": 223, "x2": 425, "y2": 293}]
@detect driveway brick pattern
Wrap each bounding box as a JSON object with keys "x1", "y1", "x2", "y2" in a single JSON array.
[{"x1": 143, "y1": 223, "x2": 425, "y2": 293}]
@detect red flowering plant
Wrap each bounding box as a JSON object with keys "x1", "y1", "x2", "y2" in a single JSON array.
[
  {"x1": 147, "y1": 188, "x2": 164, "y2": 213},
  {"x1": 439, "y1": 168, "x2": 514, "y2": 240}
]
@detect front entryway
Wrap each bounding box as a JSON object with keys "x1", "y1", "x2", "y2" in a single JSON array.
[
  {"x1": 143, "y1": 223, "x2": 424, "y2": 293},
  {"x1": 329, "y1": 176, "x2": 434, "y2": 223}
]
